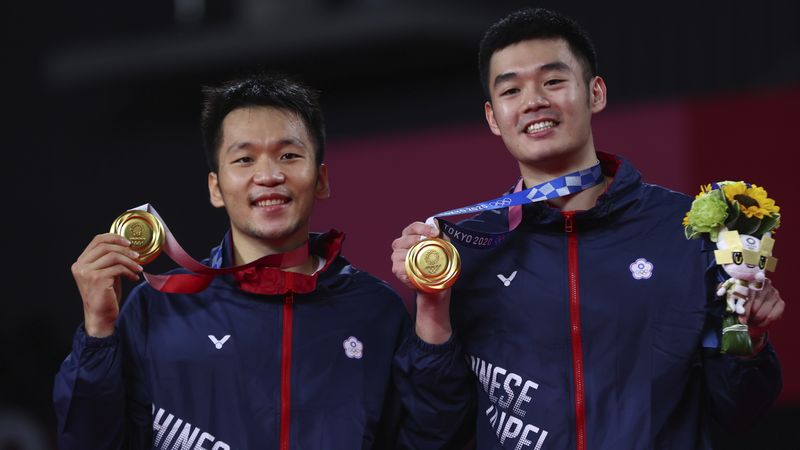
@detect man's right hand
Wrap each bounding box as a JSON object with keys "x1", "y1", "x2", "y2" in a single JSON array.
[
  {"x1": 391, "y1": 221, "x2": 453, "y2": 344},
  {"x1": 71, "y1": 233, "x2": 142, "y2": 337},
  {"x1": 391, "y1": 221, "x2": 441, "y2": 290}
]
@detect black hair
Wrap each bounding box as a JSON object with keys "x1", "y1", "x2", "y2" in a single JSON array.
[
  {"x1": 478, "y1": 8, "x2": 598, "y2": 100},
  {"x1": 200, "y1": 72, "x2": 326, "y2": 172}
]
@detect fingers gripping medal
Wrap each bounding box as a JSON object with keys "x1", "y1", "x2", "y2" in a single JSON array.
[
  {"x1": 108, "y1": 204, "x2": 313, "y2": 295},
  {"x1": 403, "y1": 162, "x2": 606, "y2": 294},
  {"x1": 405, "y1": 235, "x2": 461, "y2": 293},
  {"x1": 110, "y1": 210, "x2": 165, "y2": 264}
]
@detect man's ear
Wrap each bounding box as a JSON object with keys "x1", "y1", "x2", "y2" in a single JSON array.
[
  {"x1": 589, "y1": 76, "x2": 607, "y2": 114},
  {"x1": 315, "y1": 163, "x2": 330, "y2": 200},
  {"x1": 208, "y1": 172, "x2": 225, "y2": 208},
  {"x1": 485, "y1": 101, "x2": 501, "y2": 136}
]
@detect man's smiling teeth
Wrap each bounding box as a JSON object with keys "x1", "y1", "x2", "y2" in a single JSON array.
[
  {"x1": 526, "y1": 121, "x2": 556, "y2": 133},
  {"x1": 255, "y1": 199, "x2": 287, "y2": 207}
]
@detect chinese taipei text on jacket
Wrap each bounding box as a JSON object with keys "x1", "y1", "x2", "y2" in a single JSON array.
[{"x1": 449, "y1": 153, "x2": 781, "y2": 449}]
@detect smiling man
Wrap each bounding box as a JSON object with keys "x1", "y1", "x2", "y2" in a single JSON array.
[
  {"x1": 391, "y1": 8, "x2": 785, "y2": 450},
  {"x1": 54, "y1": 73, "x2": 471, "y2": 449},
  {"x1": 207, "y1": 104, "x2": 329, "y2": 268}
]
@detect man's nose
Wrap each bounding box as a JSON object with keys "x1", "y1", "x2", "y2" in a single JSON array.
[
  {"x1": 523, "y1": 87, "x2": 550, "y2": 111},
  {"x1": 253, "y1": 162, "x2": 286, "y2": 186}
]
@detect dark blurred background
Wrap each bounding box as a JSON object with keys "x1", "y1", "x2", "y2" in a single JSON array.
[{"x1": 3, "y1": 1, "x2": 799, "y2": 449}]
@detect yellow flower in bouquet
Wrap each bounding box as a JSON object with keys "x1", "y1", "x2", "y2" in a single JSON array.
[
  {"x1": 683, "y1": 181, "x2": 780, "y2": 241},
  {"x1": 721, "y1": 182, "x2": 779, "y2": 219}
]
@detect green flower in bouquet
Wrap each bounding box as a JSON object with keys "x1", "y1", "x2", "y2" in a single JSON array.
[{"x1": 683, "y1": 186, "x2": 728, "y2": 240}]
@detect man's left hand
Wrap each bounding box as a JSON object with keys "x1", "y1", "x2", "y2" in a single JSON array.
[{"x1": 740, "y1": 278, "x2": 785, "y2": 352}]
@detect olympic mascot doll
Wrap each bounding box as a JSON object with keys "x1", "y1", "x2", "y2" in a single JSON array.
[{"x1": 683, "y1": 181, "x2": 780, "y2": 355}]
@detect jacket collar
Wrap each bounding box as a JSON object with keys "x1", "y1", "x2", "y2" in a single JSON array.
[
  {"x1": 514, "y1": 152, "x2": 644, "y2": 229},
  {"x1": 210, "y1": 230, "x2": 350, "y2": 295}
]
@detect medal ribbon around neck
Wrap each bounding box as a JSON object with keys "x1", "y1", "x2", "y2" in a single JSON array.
[
  {"x1": 113, "y1": 204, "x2": 310, "y2": 294},
  {"x1": 431, "y1": 162, "x2": 605, "y2": 248},
  {"x1": 405, "y1": 162, "x2": 604, "y2": 293}
]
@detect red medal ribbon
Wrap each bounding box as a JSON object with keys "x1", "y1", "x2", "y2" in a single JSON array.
[{"x1": 131, "y1": 204, "x2": 342, "y2": 295}]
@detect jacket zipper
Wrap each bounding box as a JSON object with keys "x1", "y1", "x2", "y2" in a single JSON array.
[
  {"x1": 564, "y1": 211, "x2": 586, "y2": 450},
  {"x1": 280, "y1": 291, "x2": 294, "y2": 450}
]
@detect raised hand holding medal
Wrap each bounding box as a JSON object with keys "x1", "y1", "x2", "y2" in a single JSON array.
[
  {"x1": 109, "y1": 204, "x2": 313, "y2": 295},
  {"x1": 403, "y1": 162, "x2": 605, "y2": 293}
]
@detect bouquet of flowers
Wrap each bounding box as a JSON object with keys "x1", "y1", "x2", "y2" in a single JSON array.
[{"x1": 683, "y1": 181, "x2": 780, "y2": 355}]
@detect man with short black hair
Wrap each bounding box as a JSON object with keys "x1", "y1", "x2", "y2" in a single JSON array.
[
  {"x1": 55, "y1": 72, "x2": 471, "y2": 449},
  {"x1": 392, "y1": 8, "x2": 784, "y2": 449}
]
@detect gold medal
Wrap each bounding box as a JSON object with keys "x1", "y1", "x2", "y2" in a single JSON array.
[
  {"x1": 404, "y1": 237, "x2": 461, "y2": 293},
  {"x1": 110, "y1": 210, "x2": 165, "y2": 265}
]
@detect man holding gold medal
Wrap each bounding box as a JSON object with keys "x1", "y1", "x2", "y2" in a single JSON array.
[
  {"x1": 391, "y1": 8, "x2": 785, "y2": 449},
  {"x1": 54, "y1": 73, "x2": 471, "y2": 449}
]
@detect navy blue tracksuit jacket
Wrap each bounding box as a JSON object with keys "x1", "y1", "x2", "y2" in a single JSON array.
[
  {"x1": 54, "y1": 231, "x2": 472, "y2": 449},
  {"x1": 449, "y1": 153, "x2": 781, "y2": 449}
]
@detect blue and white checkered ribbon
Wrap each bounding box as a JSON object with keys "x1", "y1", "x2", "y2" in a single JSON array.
[{"x1": 431, "y1": 162, "x2": 604, "y2": 249}]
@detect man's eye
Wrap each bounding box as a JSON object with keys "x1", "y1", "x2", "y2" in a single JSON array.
[
  {"x1": 499, "y1": 88, "x2": 519, "y2": 96},
  {"x1": 280, "y1": 153, "x2": 302, "y2": 160},
  {"x1": 232, "y1": 156, "x2": 253, "y2": 164},
  {"x1": 545, "y1": 79, "x2": 564, "y2": 86}
]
